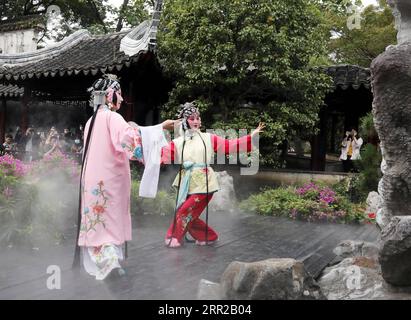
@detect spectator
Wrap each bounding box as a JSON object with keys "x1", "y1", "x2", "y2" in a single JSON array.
[
  {"x1": 43, "y1": 135, "x2": 62, "y2": 157},
  {"x1": 70, "y1": 138, "x2": 83, "y2": 163},
  {"x1": 3, "y1": 134, "x2": 17, "y2": 155},
  {"x1": 20, "y1": 127, "x2": 41, "y2": 161},
  {"x1": 64, "y1": 128, "x2": 74, "y2": 140},
  {"x1": 14, "y1": 126, "x2": 23, "y2": 149},
  {"x1": 340, "y1": 129, "x2": 363, "y2": 172}
]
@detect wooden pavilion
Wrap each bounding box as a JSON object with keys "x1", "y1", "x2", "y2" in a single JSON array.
[{"x1": 0, "y1": 1, "x2": 168, "y2": 144}]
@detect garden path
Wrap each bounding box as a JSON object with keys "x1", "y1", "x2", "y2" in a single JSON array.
[{"x1": 0, "y1": 212, "x2": 379, "y2": 299}]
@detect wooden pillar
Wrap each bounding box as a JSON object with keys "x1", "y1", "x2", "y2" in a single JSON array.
[
  {"x1": 123, "y1": 80, "x2": 134, "y2": 122},
  {"x1": 0, "y1": 97, "x2": 6, "y2": 144},
  {"x1": 21, "y1": 86, "x2": 31, "y2": 133},
  {"x1": 311, "y1": 109, "x2": 327, "y2": 171},
  {"x1": 330, "y1": 113, "x2": 337, "y2": 153}
]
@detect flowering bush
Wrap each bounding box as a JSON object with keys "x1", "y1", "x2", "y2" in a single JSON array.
[
  {"x1": 240, "y1": 181, "x2": 369, "y2": 224},
  {"x1": 0, "y1": 154, "x2": 26, "y2": 177},
  {"x1": 0, "y1": 155, "x2": 27, "y2": 205},
  {"x1": 0, "y1": 153, "x2": 80, "y2": 246},
  {"x1": 296, "y1": 182, "x2": 336, "y2": 204},
  {"x1": 26, "y1": 151, "x2": 80, "y2": 182}
]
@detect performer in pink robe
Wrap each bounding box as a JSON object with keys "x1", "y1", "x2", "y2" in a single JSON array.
[
  {"x1": 74, "y1": 75, "x2": 176, "y2": 280},
  {"x1": 161, "y1": 102, "x2": 265, "y2": 248}
]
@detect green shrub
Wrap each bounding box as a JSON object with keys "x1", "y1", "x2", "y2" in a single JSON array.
[
  {"x1": 356, "y1": 144, "x2": 382, "y2": 201},
  {"x1": 131, "y1": 180, "x2": 176, "y2": 216},
  {"x1": 239, "y1": 186, "x2": 299, "y2": 216},
  {"x1": 240, "y1": 181, "x2": 369, "y2": 224}
]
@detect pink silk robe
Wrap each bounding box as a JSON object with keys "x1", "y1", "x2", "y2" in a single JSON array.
[{"x1": 78, "y1": 108, "x2": 143, "y2": 247}]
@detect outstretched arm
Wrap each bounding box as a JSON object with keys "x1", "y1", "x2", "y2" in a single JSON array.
[
  {"x1": 111, "y1": 113, "x2": 178, "y2": 163},
  {"x1": 212, "y1": 122, "x2": 265, "y2": 154}
]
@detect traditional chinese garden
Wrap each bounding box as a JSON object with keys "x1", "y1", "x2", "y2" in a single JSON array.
[{"x1": 2, "y1": 0, "x2": 411, "y2": 300}]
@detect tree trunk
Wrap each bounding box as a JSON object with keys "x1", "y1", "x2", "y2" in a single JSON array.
[
  {"x1": 0, "y1": 97, "x2": 6, "y2": 144},
  {"x1": 116, "y1": 0, "x2": 130, "y2": 32},
  {"x1": 88, "y1": 0, "x2": 108, "y2": 33}
]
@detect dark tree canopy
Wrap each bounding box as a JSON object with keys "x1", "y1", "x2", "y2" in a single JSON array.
[
  {"x1": 158, "y1": 0, "x2": 333, "y2": 166},
  {"x1": 0, "y1": 0, "x2": 152, "y2": 42},
  {"x1": 328, "y1": 0, "x2": 396, "y2": 67}
]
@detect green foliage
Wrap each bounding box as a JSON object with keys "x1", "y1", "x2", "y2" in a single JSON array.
[
  {"x1": 240, "y1": 181, "x2": 369, "y2": 224},
  {"x1": 130, "y1": 163, "x2": 144, "y2": 181},
  {"x1": 131, "y1": 180, "x2": 176, "y2": 216},
  {"x1": 158, "y1": 0, "x2": 333, "y2": 166},
  {"x1": 118, "y1": 0, "x2": 151, "y2": 30},
  {"x1": 0, "y1": 0, "x2": 111, "y2": 38},
  {"x1": 356, "y1": 144, "x2": 382, "y2": 200},
  {"x1": 326, "y1": 0, "x2": 397, "y2": 67},
  {"x1": 239, "y1": 186, "x2": 300, "y2": 216},
  {"x1": 359, "y1": 112, "x2": 379, "y2": 145},
  {"x1": 0, "y1": 0, "x2": 152, "y2": 42}
]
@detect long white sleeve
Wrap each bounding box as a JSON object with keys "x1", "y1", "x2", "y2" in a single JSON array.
[{"x1": 138, "y1": 124, "x2": 168, "y2": 198}]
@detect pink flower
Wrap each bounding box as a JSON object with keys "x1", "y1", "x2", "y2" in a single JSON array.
[{"x1": 0, "y1": 154, "x2": 26, "y2": 177}]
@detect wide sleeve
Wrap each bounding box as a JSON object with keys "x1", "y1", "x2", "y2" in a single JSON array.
[
  {"x1": 211, "y1": 134, "x2": 252, "y2": 155},
  {"x1": 160, "y1": 141, "x2": 176, "y2": 165},
  {"x1": 354, "y1": 137, "x2": 363, "y2": 148},
  {"x1": 108, "y1": 112, "x2": 143, "y2": 162}
]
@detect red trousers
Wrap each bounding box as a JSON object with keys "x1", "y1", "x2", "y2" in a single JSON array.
[{"x1": 166, "y1": 193, "x2": 218, "y2": 244}]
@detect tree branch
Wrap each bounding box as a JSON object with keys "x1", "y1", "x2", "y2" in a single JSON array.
[
  {"x1": 87, "y1": 0, "x2": 108, "y2": 33},
  {"x1": 116, "y1": 0, "x2": 129, "y2": 32}
]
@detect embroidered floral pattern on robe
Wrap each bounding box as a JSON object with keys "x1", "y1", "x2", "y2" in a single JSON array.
[
  {"x1": 80, "y1": 180, "x2": 108, "y2": 235},
  {"x1": 121, "y1": 128, "x2": 143, "y2": 161}
]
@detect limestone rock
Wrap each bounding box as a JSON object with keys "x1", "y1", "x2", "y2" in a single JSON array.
[
  {"x1": 379, "y1": 216, "x2": 411, "y2": 286},
  {"x1": 220, "y1": 258, "x2": 325, "y2": 300},
  {"x1": 376, "y1": 208, "x2": 392, "y2": 230},
  {"x1": 371, "y1": 41, "x2": 411, "y2": 219},
  {"x1": 387, "y1": 0, "x2": 411, "y2": 45},
  {"x1": 376, "y1": 179, "x2": 392, "y2": 229},
  {"x1": 209, "y1": 171, "x2": 237, "y2": 213},
  {"x1": 365, "y1": 192, "x2": 382, "y2": 216},
  {"x1": 319, "y1": 257, "x2": 385, "y2": 300},
  {"x1": 331, "y1": 240, "x2": 380, "y2": 265},
  {"x1": 372, "y1": 2, "x2": 411, "y2": 287},
  {"x1": 319, "y1": 239, "x2": 411, "y2": 300},
  {"x1": 197, "y1": 279, "x2": 221, "y2": 300}
]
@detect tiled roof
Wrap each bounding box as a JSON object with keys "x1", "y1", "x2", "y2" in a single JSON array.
[
  {"x1": 0, "y1": 15, "x2": 44, "y2": 32},
  {"x1": 0, "y1": 29, "x2": 139, "y2": 81},
  {"x1": 0, "y1": 84, "x2": 23, "y2": 98},
  {"x1": 0, "y1": 0, "x2": 163, "y2": 82},
  {"x1": 322, "y1": 65, "x2": 371, "y2": 90}
]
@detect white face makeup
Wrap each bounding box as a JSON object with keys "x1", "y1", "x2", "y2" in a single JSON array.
[
  {"x1": 115, "y1": 90, "x2": 124, "y2": 110},
  {"x1": 187, "y1": 113, "x2": 201, "y2": 130}
]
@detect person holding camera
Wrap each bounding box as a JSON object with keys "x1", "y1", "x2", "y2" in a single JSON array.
[
  {"x1": 340, "y1": 129, "x2": 363, "y2": 172},
  {"x1": 21, "y1": 126, "x2": 41, "y2": 162},
  {"x1": 43, "y1": 134, "x2": 62, "y2": 157},
  {"x1": 3, "y1": 134, "x2": 17, "y2": 155}
]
